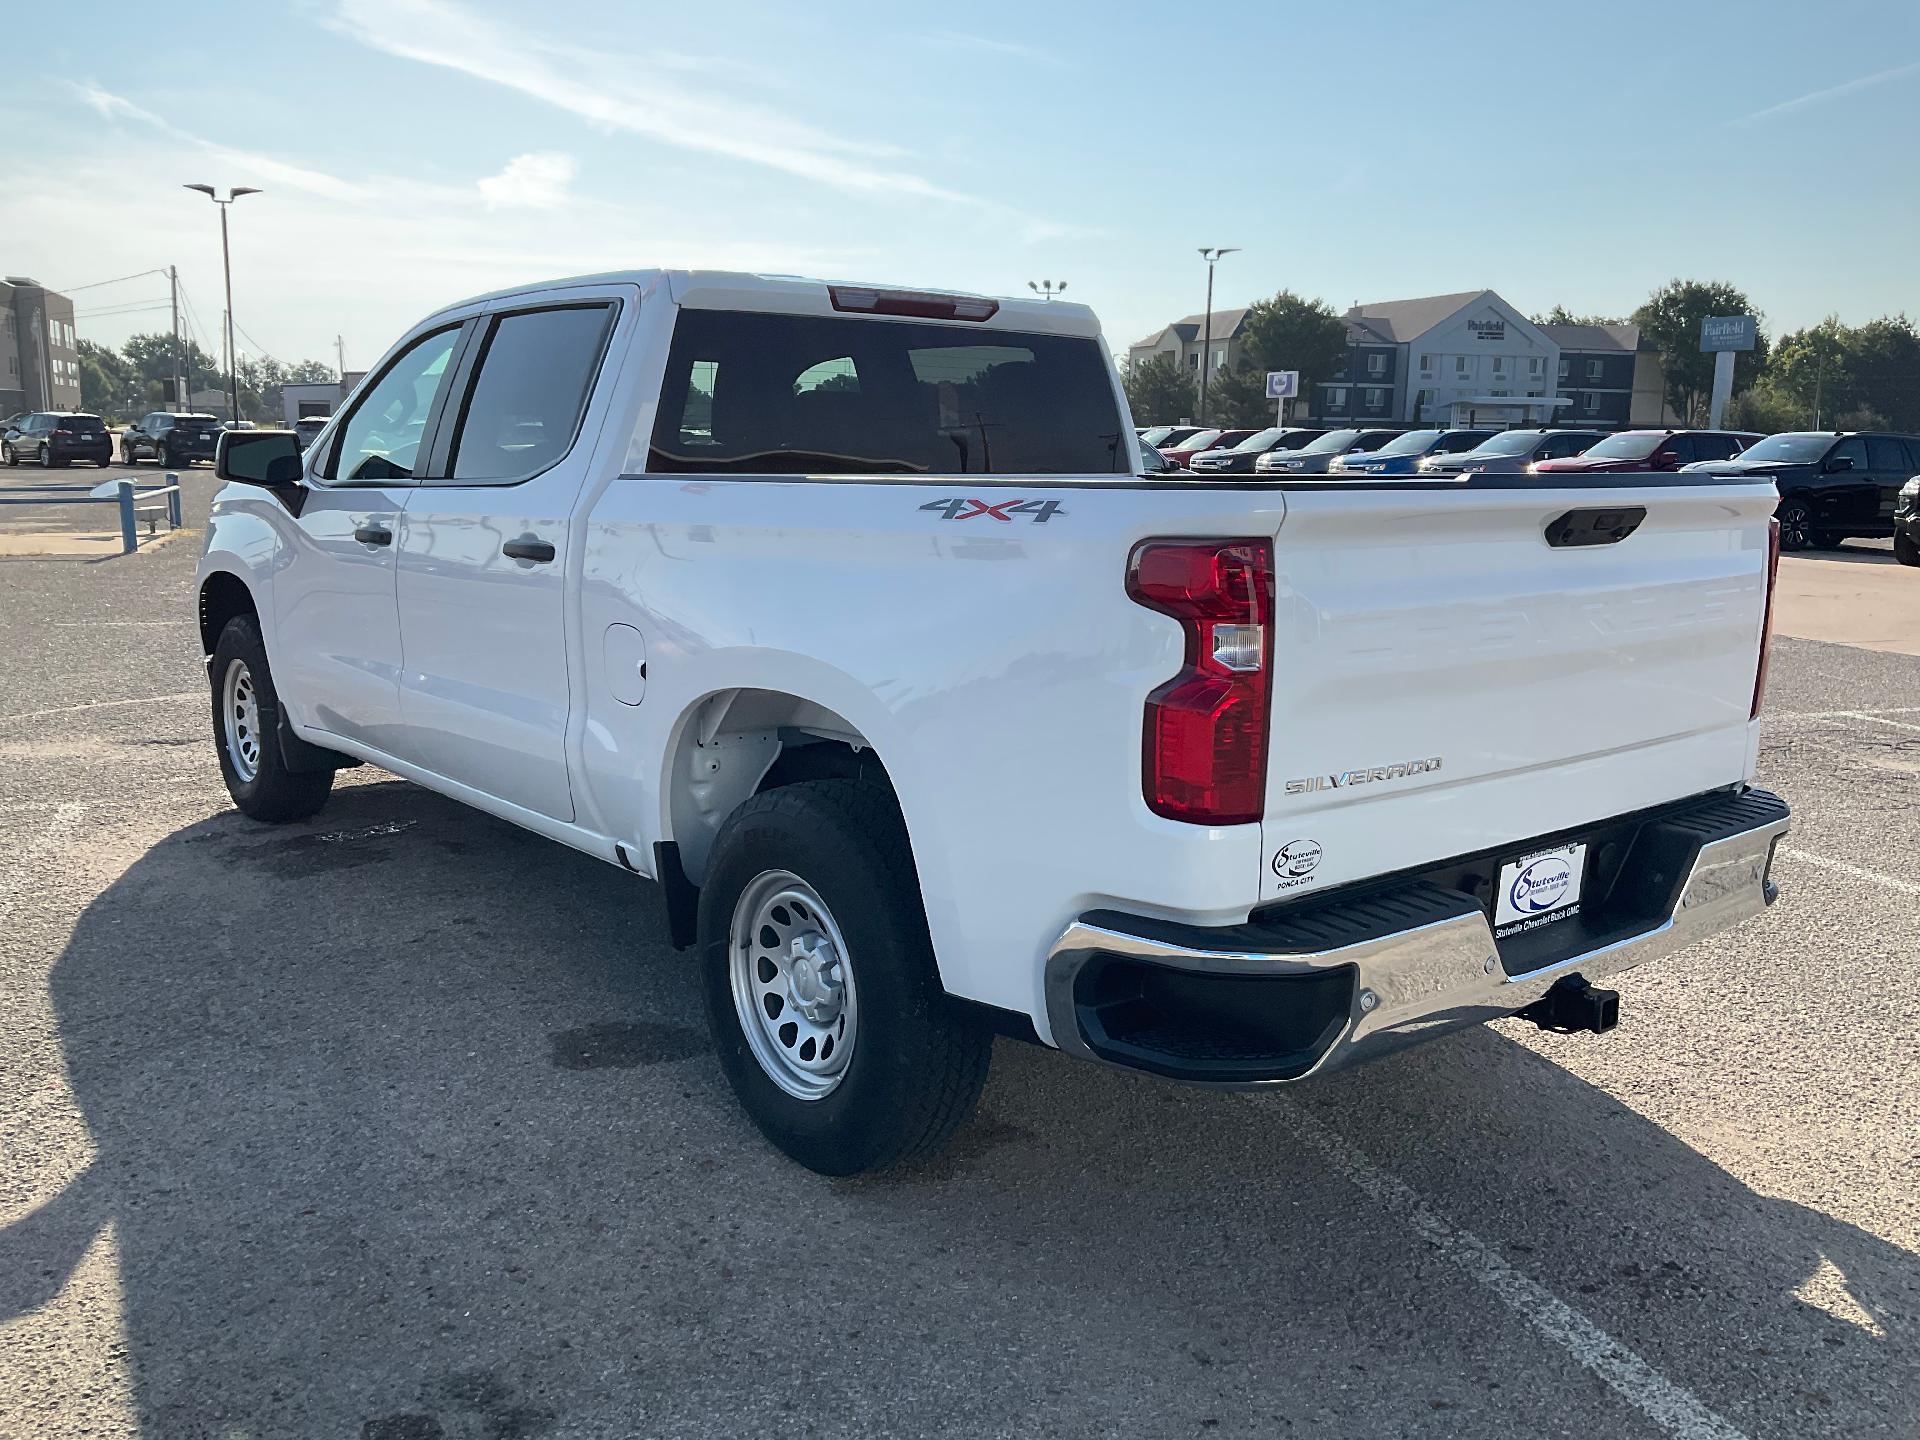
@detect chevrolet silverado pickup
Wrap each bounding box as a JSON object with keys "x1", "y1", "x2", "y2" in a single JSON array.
[{"x1": 197, "y1": 271, "x2": 1791, "y2": 1175}]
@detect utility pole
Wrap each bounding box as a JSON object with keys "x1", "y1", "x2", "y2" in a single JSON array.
[
  {"x1": 169, "y1": 265, "x2": 184, "y2": 407},
  {"x1": 335, "y1": 334, "x2": 346, "y2": 380},
  {"x1": 1196, "y1": 247, "x2": 1239, "y2": 425}
]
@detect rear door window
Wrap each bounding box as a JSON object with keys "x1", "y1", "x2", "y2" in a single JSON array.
[
  {"x1": 442, "y1": 304, "x2": 616, "y2": 484},
  {"x1": 1866, "y1": 437, "x2": 1907, "y2": 472},
  {"x1": 649, "y1": 309, "x2": 1127, "y2": 475}
]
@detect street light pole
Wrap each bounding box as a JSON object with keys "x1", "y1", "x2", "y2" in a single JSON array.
[
  {"x1": 184, "y1": 184, "x2": 262, "y2": 423},
  {"x1": 1196, "y1": 247, "x2": 1238, "y2": 424}
]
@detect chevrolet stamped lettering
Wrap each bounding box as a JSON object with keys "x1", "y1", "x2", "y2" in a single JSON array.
[{"x1": 1285, "y1": 757, "x2": 1444, "y2": 795}]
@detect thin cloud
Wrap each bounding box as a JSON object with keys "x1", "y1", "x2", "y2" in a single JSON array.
[
  {"x1": 69, "y1": 83, "x2": 368, "y2": 200},
  {"x1": 324, "y1": 0, "x2": 972, "y2": 201},
  {"x1": 1731, "y1": 58, "x2": 1920, "y2": 125},
  {"x1": 478, "y1": 152, "x2": 577, "y2": 211},
  {"x1": 924, "y1": 30, "x2": 1058, "y2": 64}
]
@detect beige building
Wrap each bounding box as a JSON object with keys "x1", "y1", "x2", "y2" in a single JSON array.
[{"x1": 1127, "y1": 307, "x2": 1253, "y2": 380}]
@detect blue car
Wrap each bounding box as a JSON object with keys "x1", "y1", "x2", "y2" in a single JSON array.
[{"x1": 1333, "y1": 428, "x2": 1495, "y2": 476}]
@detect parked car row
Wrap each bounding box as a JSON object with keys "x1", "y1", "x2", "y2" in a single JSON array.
[{"x1": 1134, "y1": 422, "x2": 1920, "y2": 557}]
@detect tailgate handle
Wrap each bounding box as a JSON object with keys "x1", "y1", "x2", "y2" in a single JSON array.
[{"x1": 1545, "y1": 507, "x2": 1646, "y2": 548}]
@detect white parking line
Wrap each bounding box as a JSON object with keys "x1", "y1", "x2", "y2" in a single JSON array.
[
  {"x1": 0, "y1": 691, "x2": 202, "y2": 724},
  {"x1": 1277, "y1": 1102, "x2": 1752, "y2": 1440},
  {"x1": 1769, "y1": 706, "x2": 1920, "y2": 720},
  {"x1": 1832, "y1": 710, "x2": 1920, "y2": 735},
  {"x1": 1780, "y1": 847, "x2": 1920, "y2": 897}
]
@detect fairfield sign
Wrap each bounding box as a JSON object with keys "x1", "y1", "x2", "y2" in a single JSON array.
[{"x1": 1468, "y1": 318, "x2": 1507, "y2": 341}]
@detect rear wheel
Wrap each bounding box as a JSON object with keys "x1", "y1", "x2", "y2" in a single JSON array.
[
  {"x1": 1777, "y1": 498, "x2": 1817, "y2": 551},
  {"x1": 161, "y1": 442, "x2": 176, "y2": 469},
  {"x1": 211, "y1": 615, "x2": 333, "y2": 823},
  {"x1": 1896, "y1": 533, "x2": 1920, "y2": 567},
  {"x1": 1, "y1": 443, "x2": 14, "y2": 467},
  {"x1": 698, "y1": 778, "x2": 991, "y2": 1175}
]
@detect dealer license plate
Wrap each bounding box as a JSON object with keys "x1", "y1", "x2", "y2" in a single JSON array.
[{"x1": 1493, "y1": 843, "x2": 1586, "y2": 936}]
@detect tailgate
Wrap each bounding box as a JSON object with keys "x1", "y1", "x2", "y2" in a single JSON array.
[{"x1": 1260, "y1": 481, "x2": 1776, "y2": 903}]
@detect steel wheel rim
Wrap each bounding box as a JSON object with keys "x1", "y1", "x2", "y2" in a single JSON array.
[
  {"x1": 729, "y1": 869, "x2": 857, "y2": 1100},
  {"x1": 1780, "y1": 504, "x2": 1812, "y2": 550},
  {"x1": 221, "y1": 658, "x2": 263, "y2": 783}
]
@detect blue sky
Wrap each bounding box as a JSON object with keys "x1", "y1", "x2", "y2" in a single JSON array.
[{"x1": 5, "y1": 0, "x2": 1916, "y2": 373}]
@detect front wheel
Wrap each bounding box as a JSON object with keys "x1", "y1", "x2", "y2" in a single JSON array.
[
  {"x1": 1896, "y1": 533, "x2": 1920, "y2": 568},
  {"x1": 1, "y1": 443, "x2": 13, "y2": 467},
  {"x1": 210, "y1": 615, "x2": 333, "y2": 823},
  {"x1": 1777, "y1": 498, "x2": 1818, "y2": 551},
  {"x1": 699, "y1": 778, "x2": 991, "y2": 1175}
]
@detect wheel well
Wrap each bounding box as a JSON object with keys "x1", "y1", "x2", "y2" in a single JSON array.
[
  {"x1": 198, "y1": 572, "x2": 257, "y2": 658},
  {"x1": 665, "y1": 689, "x2": 896, "y2": 885}
]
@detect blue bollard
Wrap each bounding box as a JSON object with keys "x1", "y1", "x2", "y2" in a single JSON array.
[
  {"x1": 117, "y1": 480, "x2": 137, "y2": 553},
  {"x1": 165, "y1": 473, "x2": 182, "y2": 528}
]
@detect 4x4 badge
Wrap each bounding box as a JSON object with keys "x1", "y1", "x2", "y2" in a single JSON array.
[{"x1": 919, "y1": 498, "x2": 1066, "y2": 523}]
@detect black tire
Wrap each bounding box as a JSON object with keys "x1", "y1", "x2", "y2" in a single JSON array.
[
  {"x1": 1777, "y1": 498, "x2": 1817, "y2": 552},
  {"x1": 37, "y1": 445, "x2": 50, "y2": 468},
  {"x1": 210, "y1": 614, "x2": 333, "y2": 823},
  {"x1": 124, "y1": 442, "x2": 141, "y2": 465},
  {"x1": 1, "y1": 443, "x2": 14, "y2": 467},
  {"x1": 698, "y1": 777, "x2": 991, "y2": 1175},
  {"x1": 161, "y1": 443, "x2": 176, "y2": 469},
  {"x1": 1896, "y1": 533, "x2": 1920, "y2": 568}
]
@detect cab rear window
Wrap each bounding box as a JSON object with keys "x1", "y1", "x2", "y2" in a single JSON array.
[{"x1": 649, "y1": 309, "x2": 1127, "y2": 475}]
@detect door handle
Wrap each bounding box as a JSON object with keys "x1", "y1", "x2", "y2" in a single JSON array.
[
  {"x1": 503, "y1": 538, "x2": 556, "y2": 563},
  {"x1": 353, "y1": 526, "x2": 393, "y2": 547}
]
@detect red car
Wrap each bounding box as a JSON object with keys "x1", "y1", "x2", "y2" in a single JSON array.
[
  {"x1": 1532, "y1": 429, "x2": 1762, "y2": 475},
  {"x1": 1161, "y1": 427, "x2": 1257, "y2": 470}
]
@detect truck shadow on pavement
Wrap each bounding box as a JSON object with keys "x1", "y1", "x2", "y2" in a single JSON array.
[{"x1": 8, "y1": 777, "x2": 1917, "y2": 1438}]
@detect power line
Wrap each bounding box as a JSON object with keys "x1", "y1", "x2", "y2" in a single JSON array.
[
  {"x1": 75, "y1": 301, "x2": 174, "y2": 320},
  {"x1": 232, "y1": 319, "x2": 285, "y2": 368},
  {"x1": 53, "y1": 267, "x2": 172, "y2": 294}
]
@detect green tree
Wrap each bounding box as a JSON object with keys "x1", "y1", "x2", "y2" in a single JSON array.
[
  {"x1": 1767, "y1": 318, "x2": 1853, "y2": 427},
  {"x1": 1631, "y1": 279, "x2": 1770, "y2": 425},
  {"x1": 1204, "y1": 361, "x2": 1277, "y2": 429},
  {"x1": 1724, "y1": 379, "x2": 1805, "y2": 434},
  {"x1": 77, "y1": 340, "x2": 142, "y2": 422},
  {"x1": 1124, "y1": 352, "x2": 1196, "y2": 426},
  {"x1": 120, "y1": 332, "x2": 223, "y2": 412},
  {"x1": 1844, "y1": 315, "x2": 1920, "y2": 431},
  {"x1": 1237, "y1": 290, "x2": 1347, "y2": 410},
  {"x1": 1533, "y1": 305, "x2": 1628, "y2": 327}
]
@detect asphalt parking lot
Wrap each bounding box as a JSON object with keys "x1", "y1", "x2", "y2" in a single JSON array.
[{"x1": 1, "y1": 530, "x2": 1915, "y2": 1439}]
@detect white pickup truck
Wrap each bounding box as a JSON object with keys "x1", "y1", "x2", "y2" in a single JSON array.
[{"x1": 198, "y1": 271, "x2": 1791, "y2": 1174}]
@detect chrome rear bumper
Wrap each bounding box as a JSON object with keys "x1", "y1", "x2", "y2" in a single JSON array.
[{"x1": 1045, "y1": 788, "x2": 1790, "y2": 1086}]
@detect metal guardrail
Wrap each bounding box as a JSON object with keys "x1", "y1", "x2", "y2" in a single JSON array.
[{"x1": 0, "y1": 474, "x2": 185, "y2": 553}]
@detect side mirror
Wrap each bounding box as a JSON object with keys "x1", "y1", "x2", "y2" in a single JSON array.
[
  {"x1": 1651, "y1": 450, "x2": 1681, "y2": 471},
  {"x1": 216, "y1": 429, "x2": 307, "y2": 513},
  {"x1": 217, "y1": 428, "x2": 303, "y2": 485},
  {"x1": 1825, "y1": 455, "x2": 1854, "y2": 473}
]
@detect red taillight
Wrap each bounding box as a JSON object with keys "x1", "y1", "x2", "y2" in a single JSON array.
[
  {"x1": 52, "y1": 428, "x2": 73, "y2": 437},
  {"x1": 1752, "y1": 516, "x2": 1781, "y2": 718},
  {"x1": 828, "y1": 285, "x2": 998, "y2": 322},
  {"x1": 1127, "y1": 538, "x2": 1274, "y2": 825}
]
